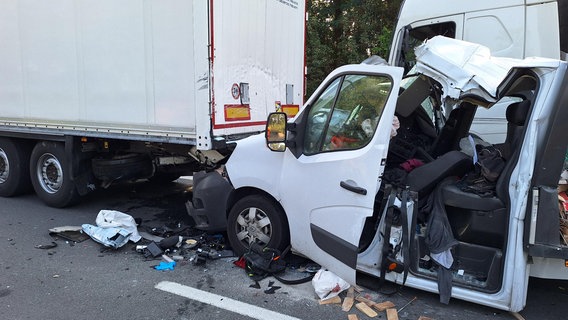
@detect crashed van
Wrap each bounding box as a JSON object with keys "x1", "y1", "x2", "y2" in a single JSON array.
[{"x1": 188, "y1": 36, "x2": 568, "y2": 311}]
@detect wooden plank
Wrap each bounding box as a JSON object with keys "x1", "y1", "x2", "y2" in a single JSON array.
[
  {"x1": 319, "y1": 296, "x2": 342, "y2": 305},
  {"x1": 355, "y1": 302, "x2": 378, "y2": 318},
  {"x1": 386, "y1": 308, "x2": 399, "y2": 320},
  {"x1": 347, "y1": 315, "x2": 359, "y2": 320},
  {"x1": 373, "y1": 301, "x2": 395, "y2": 312},
  {"x1": 342, "y1": 287, "x2": 355, "y2": 312},
  {"x1": 352, "y1": 285, "x2": 364, "y2": 293},
  {"x1": 354, "y1": 295, "x2": 377, "y2": 307}
]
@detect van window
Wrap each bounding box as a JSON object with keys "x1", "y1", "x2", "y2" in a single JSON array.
[
  {"x1": 304, "y1": 74, "x2": 393, "y2": 154},
  {"x1": 399, "y1": 22, "x2": 456, "y2": 72}
]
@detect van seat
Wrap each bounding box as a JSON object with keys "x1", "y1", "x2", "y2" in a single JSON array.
[
  {"x1": 442, "y1": 184, "x2": 504, "y2": 211},
  {"x1": 405, "y1": 150, "x2": 473, "y2": 197}
]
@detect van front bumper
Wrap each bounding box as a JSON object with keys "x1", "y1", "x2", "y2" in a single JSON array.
[{"x1": 186, "y1": 170, "x2": 234, "y2": 232}]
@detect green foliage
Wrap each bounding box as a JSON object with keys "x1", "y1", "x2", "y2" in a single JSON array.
[{"x1": 306, "y1": 0, "x2": 402, "y2": 96}]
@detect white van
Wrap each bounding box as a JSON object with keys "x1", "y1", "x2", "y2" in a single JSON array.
[{"x1": 189, "y1": 37, "x2": 568, "y2": 312}]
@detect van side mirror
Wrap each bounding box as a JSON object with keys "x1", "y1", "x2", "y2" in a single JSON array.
[{"x1": 265, "y1": 112, "x2": 287, "y2": 152}]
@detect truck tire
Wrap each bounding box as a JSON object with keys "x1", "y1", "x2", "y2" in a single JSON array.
[
  {"x1": 92, "y1": 154, "x2": 153, "y2": 182},
  {"x1": 30, "y1": 141, "x2": 79, "y2": 208},
  {"x1": 227, "y1": 195, "x2": 290, "y2": 256},
  {"x1": 0, "y1": 138, "x2": 33, "y2": 197}
]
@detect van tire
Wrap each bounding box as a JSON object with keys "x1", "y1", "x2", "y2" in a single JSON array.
[
  {"x1": 30, "y1": 141, "x2": 79, "y2": 208},
  {"x1": 0, "y1": 138, "x2": 33, "y2": 197},
  {"x1": 227, "y1": 195, "x2": 290, "y2": 257}
]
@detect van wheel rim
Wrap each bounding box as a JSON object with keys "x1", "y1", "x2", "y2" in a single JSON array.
[
  {"x1": 0, "y1": 148, "x2": 8, "y2": 184},
  {"x1": 235, "y1": 207, "x2": 272, "y2": 246},
  {"x1": 36, "y1": 153, "x2": 63, "y2": 194}
]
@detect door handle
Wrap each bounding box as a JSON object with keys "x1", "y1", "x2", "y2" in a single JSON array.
[{"x1": 340, "y1": 180, "x2": 367, "y2": 195}]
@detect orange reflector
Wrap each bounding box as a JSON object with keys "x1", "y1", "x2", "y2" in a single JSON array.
[
  {"x1": 281, "y1": 104, "x2": 300, "y2": 117},
  {"x1": 565, "y1": 260, "x2": 568, "y2": 268},
  {"x1": 388, "y1": 262, "x2": 398, "y2": 271},
  {"x1": 224, "y1": 104, "x2": 251, "y2": 121},
  {"x1": 81, "y1": 137, "x2": 88, "y2": 142}
]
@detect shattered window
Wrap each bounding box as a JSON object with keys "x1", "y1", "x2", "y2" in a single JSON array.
[
  {"x1": 304, "y1": 74, "x2": 393, "y2": 154},
  {"x1": 398, "y1": 22, "x2": 456, "y2": 73}
]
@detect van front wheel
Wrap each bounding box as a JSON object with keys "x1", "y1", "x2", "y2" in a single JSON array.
[{"x1": 227, "y1": 195, "x2": 290, "y2": 257}]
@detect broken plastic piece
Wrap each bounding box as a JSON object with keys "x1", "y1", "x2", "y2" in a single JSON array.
[
  {"x1": 154, "y1": 261, "x2": 176, "y2": 271},
  {"x1": 35, "y1": 242, "x2": 58, "y2": 249},
  {"x1": 144, "y1": 242, "x2": 163, "y2": 258},
  {"x1": 159, "y1": 236, "x2": 183, "y2": 250},
  {"x1": 95, "y1": 210, "x2": 141, "y2": 242},
  {"x1": 48, "y1": 226, "x2": 90, "y2": 243},
  {"x1": 264, "y1": 286, "x2": 281, "y2": 294},
  {"x1": 82, "y1": 224, "x2": 131, "y2": 248},
  {"x1": 312, "y1": 270, "x2": 350, "y2": 300}
]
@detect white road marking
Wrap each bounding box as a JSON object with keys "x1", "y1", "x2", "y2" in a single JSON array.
[{"x1": 155, "y1": 281, "x2": 302, "y2": 320}]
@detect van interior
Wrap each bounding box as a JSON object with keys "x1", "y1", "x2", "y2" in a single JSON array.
[{"x1": 356, "y1": 70, "x2": 559, "y2": 293}]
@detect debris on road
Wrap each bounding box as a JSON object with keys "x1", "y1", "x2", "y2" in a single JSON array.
[
  {"x1": 34, "y1": 242, "x2": 57, "y2": 249},
  {"x1": 81, "y1": 210, "x2": 142, "y2": 248},
  {"x1": 312, "y1": 269, "x2": 350, "y2": 300},
  {"x1": 342, "y1": 287, "x2": 355, "y2": 311},
  {"x1": 48, "y1": 226, "x2": 90, "y2": 243},
  {"x1": 153, "y1": 261, "x2": 176, "y2": 271},
  {"x1": 95, "y1": 210, "x2": 141, "y2": 242},
  {"x1": 386, "y1": 308, "x2": 398, "y2": 320},
  {"x1": 319, "y1": 296, "x2": 342, "y2": 305},
  {"x1": 82, "y1": 224, "x2": 133, "y2": 249},
  {"x1": 397, "y1": 296, "x2": 417, "y2": 312},
  {"x1": 355, "y1": 302, "x2": 378, "y2": 317},
  {"x1": 263, "y1": 281, "x2": 281, "y2": 294},
  {"x1": 138, "y1": 231, "x2": 164, "y2": 243}
]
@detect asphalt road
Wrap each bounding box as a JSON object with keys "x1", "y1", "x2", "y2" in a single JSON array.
[{"x1": 0, "y1": 179, "x2": 566, "y2": 320}]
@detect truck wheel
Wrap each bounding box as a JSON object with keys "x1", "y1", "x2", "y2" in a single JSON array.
[
  {"x1": 0, "y1": 138, "x2": 32, "y2": 197},
  {"x1": 30, "y1": 141, "x2": 79, "y2": 208},
  {"x1": 227, "y1": 195, "x2": 290, "y2": 256}
]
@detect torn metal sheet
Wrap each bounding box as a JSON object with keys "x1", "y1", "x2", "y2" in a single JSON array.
[{"x1": 414, "y1": 36, "x2": 561, "y2": 102}]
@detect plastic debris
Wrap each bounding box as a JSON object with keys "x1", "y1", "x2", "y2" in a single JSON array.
[
  {"x1": 143, "y1": 242, "x2": 163, "y2": 258},
  {"x1": 154, "y1": 261, "x2": 176, "y2": 271},
  {"x1": 48, "y1": 226, "x2": 90, "y2": 243},
  {"x1": 82, "y1": 224, "x2": 132, "y2": 248},
  {"x1": 312, "y1": 269, "x2": 350, "y2": 300},
  {"x1": 34, "y1": 242, "x2": 58, "y2": 249},
  {"x1": 95, "y1": 210, "x2": 141, "y2": 242}
]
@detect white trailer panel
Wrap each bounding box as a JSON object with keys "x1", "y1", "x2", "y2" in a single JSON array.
[
  {"x1": 0, "y1": 0, "x2": 305, "y2": 149},
  {"x1": 211, "y1": 0, "x2": 306, "y2": 136}
]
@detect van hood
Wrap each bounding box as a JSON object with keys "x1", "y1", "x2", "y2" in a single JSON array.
[{"x1": 414, "y1": 36, "x2": 561, "y2": 103}]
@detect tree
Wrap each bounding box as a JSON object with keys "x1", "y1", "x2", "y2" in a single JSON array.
[{"x1": 306, "y1": 0, "x2": 402, "y2": 96}]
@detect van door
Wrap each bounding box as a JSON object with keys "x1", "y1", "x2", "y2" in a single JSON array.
[
  {"x1": 525, "y1": 71, "x2": 568, "y2": 273},
  {"x1": 277, "y1": 65, "x2": 403, "y2": 284}
]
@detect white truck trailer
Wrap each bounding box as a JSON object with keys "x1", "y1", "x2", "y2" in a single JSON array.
[{"x1": 0, "y1": 0, "x2": 306, "y2": 207}]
